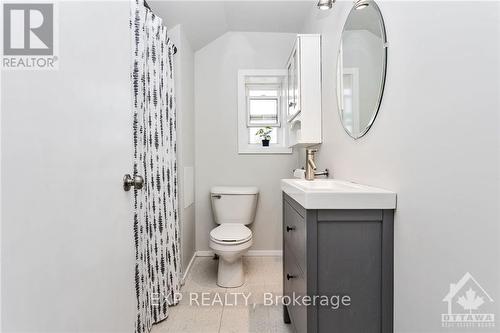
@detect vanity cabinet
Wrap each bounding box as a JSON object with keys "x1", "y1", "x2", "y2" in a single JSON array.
[
  {"x1": 285, "y1": 34, "x2": 322, "y2": 147},
  {"x1": 282, "y1": 193, "x2": 394, "y2": 333}
]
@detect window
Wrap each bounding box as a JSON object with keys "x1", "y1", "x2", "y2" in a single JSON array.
[
  {"x1": 340, "y1": 68, "x2": 359, "y2": 137},
  {"x1": 246, "y1": 84, "x2": 280, "y2": 144},
  {"x1": 247, "y1": 85, "x2": 280, "y2": 127},
  {"x1": 238, "y1": 70, "x2": 292, "y2": 154}
]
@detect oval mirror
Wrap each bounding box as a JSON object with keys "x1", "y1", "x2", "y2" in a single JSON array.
[{"x1": 337, "y1": 0, "x2": 387, "y2": 139}]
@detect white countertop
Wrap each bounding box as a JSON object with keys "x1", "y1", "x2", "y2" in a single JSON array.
[{"x1": 281, "y1": 179, "x2": 397, "y2": 210}]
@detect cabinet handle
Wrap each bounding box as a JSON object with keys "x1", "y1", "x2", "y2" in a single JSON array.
[
  {"x1": 288, "y1": 102, "x2": 296, "y2": 108},
  {"x1": 286, "y1": 226, "x2": 296, "y2": 232},
  {"x1": 286, "y1": 274, "x2": 296, "y2": 280}
]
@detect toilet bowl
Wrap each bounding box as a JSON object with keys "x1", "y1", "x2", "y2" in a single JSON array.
[{"x1": 209, "y1": 186, "x2": 259, "y2": 288}]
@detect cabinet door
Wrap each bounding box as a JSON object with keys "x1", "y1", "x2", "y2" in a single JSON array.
[
  {"x1": 283, "y1": 199, "x2": 306, "y2": 273},
  {"x1": 293, "y1": 41, "x2": 300, "y2": 116},
  {"x1": 287, "y1": 50, "x2": 296, "y2": 118},
  {"x1": 287, "y1": 44, "x2": 300, "y2": 120},
  {"x1": 284, "y1": 244, "x2": 307, "y2": 333}
]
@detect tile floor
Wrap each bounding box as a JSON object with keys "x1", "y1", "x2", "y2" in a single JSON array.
[{"x1": 152, "y1": 256, "x2": 294, "y2": 333}]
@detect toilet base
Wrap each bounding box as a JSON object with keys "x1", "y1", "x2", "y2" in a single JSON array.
[
  {"x1": 217, "y1": 257, "x2": 244, "y2": 288},
  {"x1": 210, "y1": 237, "x2": 252, "y2": 288}
]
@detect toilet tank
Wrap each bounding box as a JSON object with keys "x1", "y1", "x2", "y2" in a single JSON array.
[{"x1": 211, "y1": 186, "x2": 259, "y2": 225}]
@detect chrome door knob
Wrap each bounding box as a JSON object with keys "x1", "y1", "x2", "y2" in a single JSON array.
[{"x1": 123, "y1": 174, "x2": 144, "y2": 191}]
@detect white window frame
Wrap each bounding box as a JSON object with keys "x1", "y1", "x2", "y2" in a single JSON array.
[{"x1": 237, "y1": 69, "x2": 292, "y2": 155}]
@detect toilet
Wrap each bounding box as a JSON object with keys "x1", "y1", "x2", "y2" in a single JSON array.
[{"x1": 209, "y1": 186, "x2": 259, "y2": 288}]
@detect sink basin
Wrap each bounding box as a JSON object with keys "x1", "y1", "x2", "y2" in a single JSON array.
[{"x1": 281, "y1": 179, "x2": 396, "y2": 209}]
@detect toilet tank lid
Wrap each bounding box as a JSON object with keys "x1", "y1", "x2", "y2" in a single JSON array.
[{"x1": 211, "y1": 186, "x2": 259, "y2": 195}]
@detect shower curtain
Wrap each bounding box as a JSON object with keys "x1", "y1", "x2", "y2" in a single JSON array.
[{"x1": 130, "y1": 1, "x2": 180, "y2": 332}]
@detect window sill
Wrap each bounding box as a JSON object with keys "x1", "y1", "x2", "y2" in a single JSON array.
[{"x1": 238, "y1": 147, "x2": 293, "y2": 155}]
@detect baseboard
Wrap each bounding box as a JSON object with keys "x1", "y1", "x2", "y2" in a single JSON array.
[
  {"x1": 195, "y1": 250, "x2": 214, "y2": 257},
  {"x1": 181, "y1": 252, "x2": 197, "y2": 285},
  {"x1": 194, "y1": 250, "x2": 282, "y2": 257},
  {"x1": 247, "y1": 250, "x2": 283, "y2": 256}
]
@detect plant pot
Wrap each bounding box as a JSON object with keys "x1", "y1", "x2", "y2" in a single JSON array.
[{"x1": 261, "y1": 139, "x2": 270, "y2": 147}]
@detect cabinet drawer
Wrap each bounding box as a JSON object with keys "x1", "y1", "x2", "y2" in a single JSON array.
[
  {"x1": 284, "y1": 244, "x2": 307, "y2": 333},
  {"x1": 283, "y1": 200, "x2": 306, "y2": 273}
]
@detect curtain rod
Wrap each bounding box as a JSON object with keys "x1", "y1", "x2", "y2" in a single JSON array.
[{"x1": 143, "y1": 0, "x2": 178, "y2": 55}]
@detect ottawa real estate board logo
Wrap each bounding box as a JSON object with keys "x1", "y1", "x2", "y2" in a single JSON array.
[
  {"x1": 2, "y1": 2, "x2": 58, "y2": 70},
  {"x1": 442, "y1": 272, "x2": 495, "y2": 329}
]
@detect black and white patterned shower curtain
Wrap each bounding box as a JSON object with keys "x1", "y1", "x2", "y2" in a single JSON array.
[{"x1": 130, "y1": 1, "x2": 180, "y2": 332}]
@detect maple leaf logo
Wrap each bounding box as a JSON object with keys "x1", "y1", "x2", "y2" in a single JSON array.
[{"x1": 457, "y1": 288, "x2": 485, "y2": 314}]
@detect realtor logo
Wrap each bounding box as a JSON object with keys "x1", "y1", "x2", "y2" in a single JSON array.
[
  {"x1": 442, "y1": 272, "x2": 495, "y2": 329},
  {"x1": 2, "y1": 2, "x2": 58, "y2": 69}
]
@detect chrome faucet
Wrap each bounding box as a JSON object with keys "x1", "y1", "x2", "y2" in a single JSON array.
[{"x1": 305, "y1": 148, "x2": 329, "y2": 181}]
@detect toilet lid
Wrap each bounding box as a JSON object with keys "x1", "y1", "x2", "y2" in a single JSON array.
[{"x1": 210, "y1": 224, "x2": 252, "y2": 244}]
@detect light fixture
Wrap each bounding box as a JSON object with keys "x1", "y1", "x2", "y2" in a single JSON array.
[
  {"x1": 355, "y1": 1, "x2": 370, "y2": 10},
  {"x1": 317, "y1": 0, "x2": 334, "y2": 11}
]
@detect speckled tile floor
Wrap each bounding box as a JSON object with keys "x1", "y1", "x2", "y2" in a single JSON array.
[{"x1": 152, "y1": 256, "x2": 294, "y2": 333}]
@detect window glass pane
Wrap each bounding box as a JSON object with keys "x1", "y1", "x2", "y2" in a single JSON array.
[
  {"x1": 249, "y1": 127, "x2": 278, "y2": 144},
  {"x1": 248, "y1": 98, "x2": 278, "y2": 126}
]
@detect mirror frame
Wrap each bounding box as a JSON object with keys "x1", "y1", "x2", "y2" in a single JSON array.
[{"x1": 336, "y1": 0, "x2": 388, "y2": 140}]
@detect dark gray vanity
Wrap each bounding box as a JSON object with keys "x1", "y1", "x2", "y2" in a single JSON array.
[{"x1": 282, "y1": 186, "x2": 395, "y2": 333}]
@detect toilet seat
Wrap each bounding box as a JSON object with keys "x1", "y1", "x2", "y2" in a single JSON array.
[{"x1": 210, "y1": 224, "x2": 252, "y2": 245}]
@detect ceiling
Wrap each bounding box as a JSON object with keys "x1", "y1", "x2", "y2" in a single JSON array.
[
  {"x1": 149, "y1": 1, "x2": 316, "y2": 50},
  {"x1": 345, "y1": 4, "x2": 384, "y2": 38}
]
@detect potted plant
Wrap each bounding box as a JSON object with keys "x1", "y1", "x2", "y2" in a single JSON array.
[{"x1": 255, "y1": 127, "x2": 273, "y2": 147}]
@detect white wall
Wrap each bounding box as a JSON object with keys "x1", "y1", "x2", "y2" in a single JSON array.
[
  {"x1": 170, "y1": 25, "x2": 196, "y2": 273},
  {"x1": 1, "y1": 2, "x2": 136, "y2": 331},
  {"x1": 300, "y1": 1, "x2": 500, "y2": 332},
  {"x1": 194, "y1": 32, "x2": 297, "y2": 252}
]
